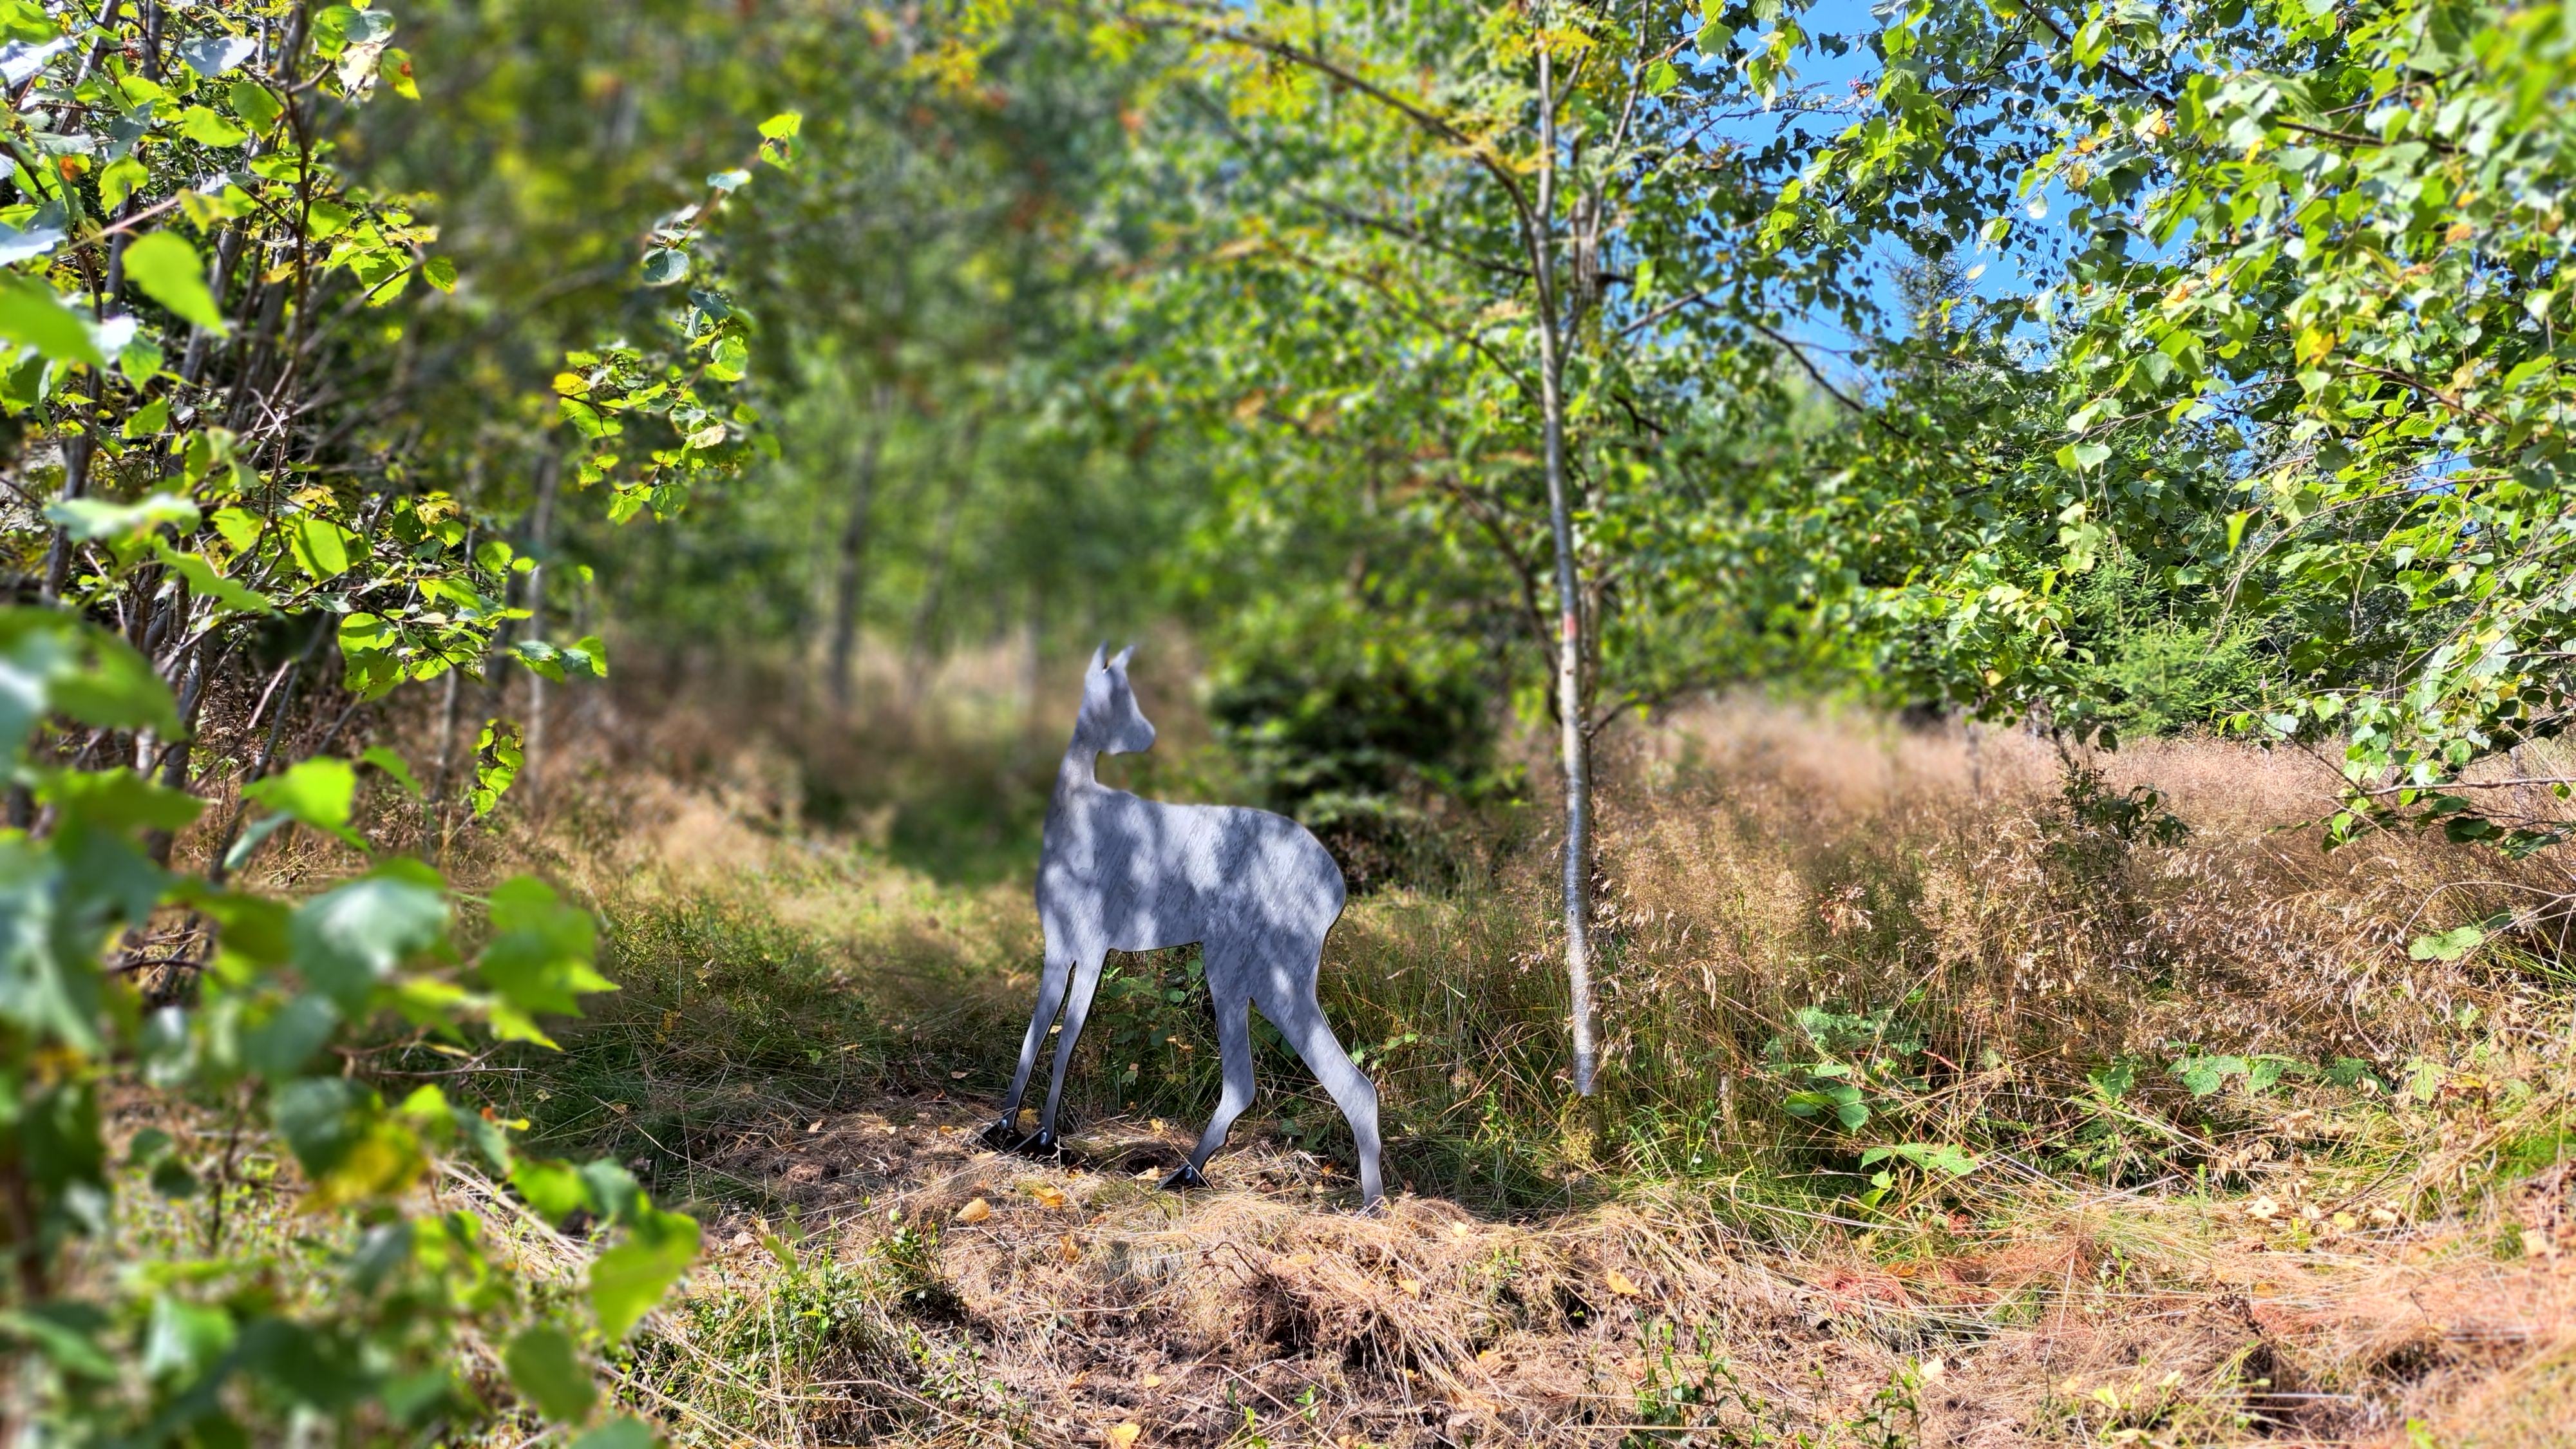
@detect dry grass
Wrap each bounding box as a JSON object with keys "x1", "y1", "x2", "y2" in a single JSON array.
[{"x1": 226, "y1": 663, "x2": 2576, "y2": 1445}]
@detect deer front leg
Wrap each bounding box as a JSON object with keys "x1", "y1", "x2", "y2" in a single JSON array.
[
  {"x1": 1029, "y1": 947, "x2": 1110, "y2": 1154},
  {"x1": 981, "y1": 942, "x2": 1074, "y2": 1150}
]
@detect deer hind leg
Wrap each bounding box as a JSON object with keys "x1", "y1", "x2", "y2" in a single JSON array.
[
  {"x1": 1263, "y1": 961, "x2": 1386, "y2": 1209},
  {"x1": 1166, "y1": 969, "x2": 1255, "y2": 1191},
  {"x1": 983, "y1": 941, "x2": 1075, "y2": 1150},
  {"x1": 1029, "y1": 945, "x2": 1110, "y2": 1153}
]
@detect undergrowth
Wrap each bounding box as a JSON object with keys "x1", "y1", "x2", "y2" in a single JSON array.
[{"x1": 299, "y1": 687, "x2": 2576, "y2": 1443}]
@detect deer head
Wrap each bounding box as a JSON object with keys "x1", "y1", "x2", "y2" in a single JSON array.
[{"x1": 1075, "y1": 644, "x2": 1156, "y2": 755}]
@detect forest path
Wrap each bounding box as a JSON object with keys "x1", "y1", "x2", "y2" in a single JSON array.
[{"x1": 653, "y1": 1090, "x2": 2576, "y2": 1447}]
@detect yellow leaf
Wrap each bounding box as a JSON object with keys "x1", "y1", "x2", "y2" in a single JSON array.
[
  {"x1": 1141, "y1": 1372, "x2": 1164, "y2": 1388},
  {"x1": 1107, "y1": 1422, "x2": 1142, "y2": 1448},
  {"x1": 1059, "y1": 1233, "x2": 1080, "y2": 1264},
  {"x1": 1605, "y1": 1268, "x2": 1642, "y2": 1296},
  {"x1": 1448, "y1": 1220, "x2": 1473, "y2": 1238},
  {"x1": 956, "y1": 1197, "x2": 992, "y2": 1224},
  {"x1": 1026, "y1": 1182, "x2": 1069, "y2": 1209},
  {"x1": 1397, "y1": 1276, "x2": 1422, "y2": 1298}
]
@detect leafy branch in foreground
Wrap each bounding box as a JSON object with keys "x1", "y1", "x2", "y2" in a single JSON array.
[{"x1": 0, "y1": 5, "x2": 805, "y2": 1444}]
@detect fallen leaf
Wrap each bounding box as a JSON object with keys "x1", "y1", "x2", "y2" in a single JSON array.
[
  {"x1": 1026, "y1": 1183, "x2": 1070, "y2": 1209},
  {"x1": 1397, "y1": 1276, "x2": 1422, "y2": 1298},
  {"x1": 951, "y1": 1070, "x2": 970, "y2": 1079},
  {"x1": 1285, "y1": 1252, "x2": 1316, "y2": 1267},
  {"x1": 1134, "y1": 1167, "x2": 1160, "y2": 1180},
  {"x1": 2244, "y1": 1195, "x2": 2281, "y2": 1221},
  {"x1": 808, "y1": 1120, "x2": 824, "y2": 1133},
  {"x1": 1449, "y1": 1221, "x2": 1473, "y2": 1238},
  {"x1": 1107, "y1": 1422, "x2": 1142, "y2": 1448},
  {"x1": 1068, "y1": 1370, "x2": 1090, "y2": 1390},
  {"x1": 1141, "y1": 1372, "x2": 1165, "y2": 1388},
  {"x1": 1605, "y1": 1268, "x2": 1642, "y2": 1296},
  {"x1": 1919, "y1": 1355, "x2": 1945, "y2": 1381},
  {"x1": 956, "y1": 1197, "x2": 992, "y2": 1224},
  {"x1": 1059, "y1": 1233, "x2": 1080, "y2": 1264}
]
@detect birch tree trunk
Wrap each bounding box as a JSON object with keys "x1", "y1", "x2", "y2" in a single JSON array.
[{"x1": 1531, "y1": 35, "x2": 1597, "y2": 1097}]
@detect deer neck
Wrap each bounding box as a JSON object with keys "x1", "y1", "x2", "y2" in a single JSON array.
[{"x1": 1055, "y1": 744, "x2": 1101, "y2": 801}]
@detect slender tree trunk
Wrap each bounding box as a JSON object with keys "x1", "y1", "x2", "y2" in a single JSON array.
[
  {"x1": 39, "y1": 395, "x2": 94, "y2": 603},
  {"x1": 904, "y1": 417, "x2": 980, "y2": 710},
  {"x1": 521, "y1": 455, "x2": 560, "y2": 808},
  {"x1": 1532, "y1": 36, "x2": 1598, "y2": 1097},
  {"x1": 828, "y1": 383, "x2": 894, "y2": 713}
]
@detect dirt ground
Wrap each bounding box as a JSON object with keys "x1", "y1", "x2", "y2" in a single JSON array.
[{"x1": 654, "y1": 1091, "x2": 2576, "y2": 1447}]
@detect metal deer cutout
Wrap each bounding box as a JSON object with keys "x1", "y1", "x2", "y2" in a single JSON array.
[{"x1": 981, "y1": 645, "x2": 1385, "y2": 1207}]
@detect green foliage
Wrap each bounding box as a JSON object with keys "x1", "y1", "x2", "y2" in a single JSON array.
[
  {"x1": 1767, "y1": 0, "x2": 2576, "y2": 851},
  {"x1": 0, "y1": 0, "x2": 816, "y2": 1435},
  {"x1": 1208, "y1": 610, "x2": 1511, "y2": 888},
  {"x1": 0, "y1": 607, "x2": 693, "y2": 1443}
]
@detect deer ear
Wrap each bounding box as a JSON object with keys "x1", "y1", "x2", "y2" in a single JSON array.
[
  {"x1": 1112, "y1": 644, "x2": 1137, "y2": 670},
  {"x1": 1087, "y1": 643, "x2": 1107, "y2": 672}
]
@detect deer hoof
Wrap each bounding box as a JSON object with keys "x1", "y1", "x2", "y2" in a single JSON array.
[
  {"x1": 1159, "y1": 1163, "x2": 1208, "y2": 1191},
  {"x1": 1015, "y1": 1128, "x2": 1062, "y2": 1159},
  {"x1": 975, "y1": 1117, "x2": 1021, "y2": 1150}
]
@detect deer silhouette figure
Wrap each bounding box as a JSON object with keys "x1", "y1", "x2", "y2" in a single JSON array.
[{"x1": 980, "y1": 645, "x2": 1385, "y2": 1207}]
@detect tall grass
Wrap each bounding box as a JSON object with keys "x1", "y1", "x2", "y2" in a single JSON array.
[{"x1": 197, "y1": 653, "x2": 2576, "y2": 1444}]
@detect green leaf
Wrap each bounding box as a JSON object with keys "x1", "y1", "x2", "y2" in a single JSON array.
[
  {"x1": 1857, "y1": 1142, "x2": 1980, "y2": 1178},
  {"x1": 229, "y1": 79, "x2": 283, "y2": 133},
  {"x1": 381, "y1": 46, "x2": 419, "y2": 100},
  {"x1": 478, "y1": 876, "x2": 612, "y2": 1025},
  {"x1": 510, "y1": 1157, "x2": 590, "y2": 1224},
  {"x1": 471, "y1": 718, "x2": 522, "y2": 817},
  {"x1": 360, "y1": 745, "x2": 423, "y2": 799},
  {"x1": 707, "y1": 334, "x2": 748, "y2": 382},
  {"x1": 151, "y1": 542, "x2": 274, "y2": 617},
  {"x1": 118, "y1": 335, "x2": 163, "y2": 387},
  {"x1": 422, "y1": 254, "x2": 456, "y2": 292},
  {"x1": 97, "y1": 155, "x2": 148, "y2": 211},
  {"x1": 270, "y1": 1077, "x2": 366, "y2": 1175},
  {"x1": 2168, "y1": 1054, "x2": 2247, "y2": 1097},
  {"x1": 1, "y1": 1305, "x2": 121, "y2": 1379},
  {"x1": 638, "y1": 249, "x2": 689, "y2": 287},
  {"x1": 240, "y1": 994, "x2": 339, "y2": 1076},
  {"x1": 587, "y1": 1205, "x2": 699, "y2": 1341},
  {"x1": 569, "y1": 1417, "x2": 660, "y2": 1449},
  {"x1": 2409, "y1": 924, "x2": 2485, "y2": 961},
  {"x1": 177, "y1": 105, "x2": 247, "y2": 147},
  {"x1": 0, "y1": 273, "x2": 106, "y2": 366},
  {"x1": 286, "y1": 515, "x2": 354, "y2": 580},
  {"x1": 36, "y1": 623, "x2": 182, "y2": 737},
  {"x1": 122, "y1": 231, "x2": 231, "y2": 335},
  {"x1": 504, "y1": 1326, "x2": 598, "y2": 1423},
  {"x1": 38, "y1": 766, "x2": 204, "y2": 832},
  {"x1": 121, "y1": 395, "x2": 170, "y2": 438},
  {"x1": 289, "y1": 866, "x2": 450, "y2": 1012},
  {"x1": 44, "y1": 491, "x2": 198, "y2": 542},
  {"x1": 242, "y1": 757, "x2": 357, "y2": 834},
  {"x1": 756, "y1": 112, "x2": 803, "y2": 140}
]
